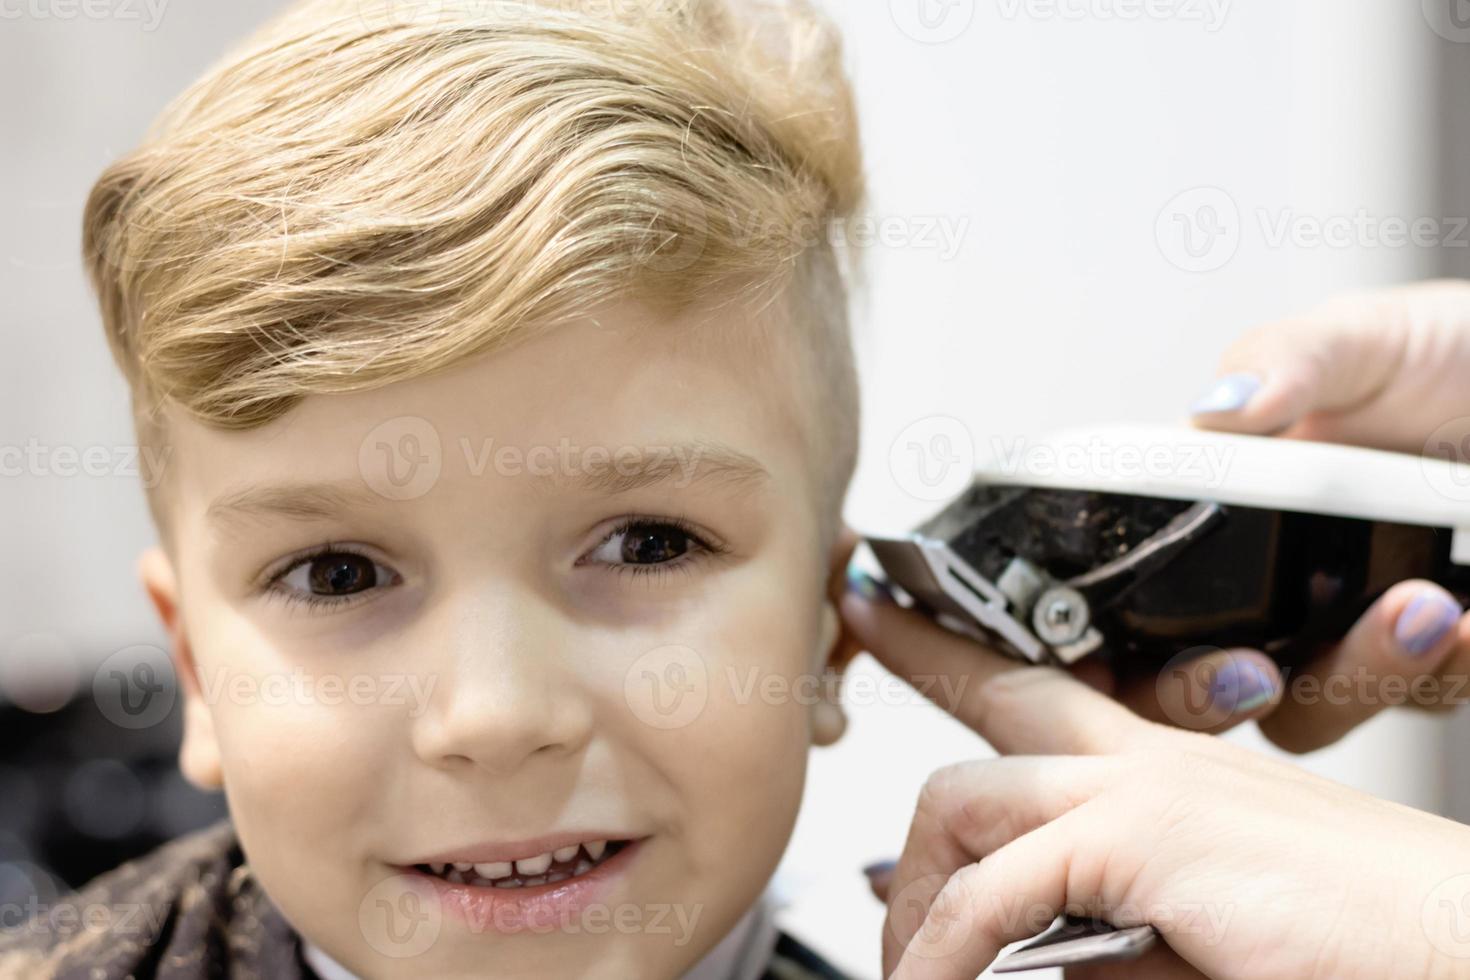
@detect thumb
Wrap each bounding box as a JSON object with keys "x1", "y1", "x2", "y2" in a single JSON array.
[{"x1": 1187, "y1": 303, "x2": 1404, "y2": 439}]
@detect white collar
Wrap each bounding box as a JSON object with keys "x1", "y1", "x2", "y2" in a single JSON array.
[{"x1": 302, "y1": 892, "x2": 778, "y2": 980}]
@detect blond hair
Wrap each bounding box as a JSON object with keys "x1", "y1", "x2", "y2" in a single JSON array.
[{"x1": 83, "y1": 0, "x2": 865, "y2": 546}]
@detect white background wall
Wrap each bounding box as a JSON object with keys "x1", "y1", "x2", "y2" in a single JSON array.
[{"x1": 1, "y1": 2, "x2": 1465, "y2": 978}]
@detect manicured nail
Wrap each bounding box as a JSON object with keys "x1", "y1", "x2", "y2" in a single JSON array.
[
  {"x1": 1395, "y1": 591, "x2": 1461, "y2": 657},
  {"x1": 862, "y1": 859, "x2": 897, "y2": 881},
  {"x1": 1208, "y1": 657, "x2": 1277, "y2": 714},
  {"x1": 846, "y1": 566, "x2": 895, "y2": 604},
  {"x1": 1190, "y1": 372, "x2": 1263, "y2": 415}
]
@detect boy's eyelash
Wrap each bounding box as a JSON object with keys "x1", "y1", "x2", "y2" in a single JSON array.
[
  {"x1": 581, "y1": 514, "x2": 728, "y2": 581},
  {"x1": 258, "y1": 517, "x2": 726, "y2": 613}
]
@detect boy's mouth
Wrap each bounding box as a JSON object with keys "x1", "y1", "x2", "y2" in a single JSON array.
[{"x1": 411, "y1": 838, "x2": 633, "y2": 889}]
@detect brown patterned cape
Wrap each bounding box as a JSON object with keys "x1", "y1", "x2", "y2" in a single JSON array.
[{"x1": 0, "y1": 819, "x2": 852, "y2": 980}]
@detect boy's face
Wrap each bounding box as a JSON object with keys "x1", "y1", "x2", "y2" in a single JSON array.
[{"x1": 139, "y1": 295, "x2": 851, "y2": 978}]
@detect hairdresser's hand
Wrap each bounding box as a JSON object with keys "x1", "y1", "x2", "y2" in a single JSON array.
[
  {"x1": 841, "y1": 586, "x2": 1470, "y2": 980},
  {"x1": 1171, "y1": 279, "x2": 1470, "y2": 751}
]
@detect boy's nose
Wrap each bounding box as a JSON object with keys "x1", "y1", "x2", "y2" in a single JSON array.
[{"x1": 410, "y1": 590, "x2": 595, "y2": 775}]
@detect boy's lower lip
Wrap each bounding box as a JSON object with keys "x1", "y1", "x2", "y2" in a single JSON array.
[{"x1": 405, "y1": 836, "x2": 647, "y2": 934}]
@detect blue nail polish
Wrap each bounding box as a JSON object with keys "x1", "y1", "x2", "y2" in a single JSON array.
[
  {"x1": 1395, "y1": 591, "x2": 1461, "y2": 657},
  {"x1": 846, "y1": 566, "x2": 895, "y2": 604},
  {"x1": 1208, "y1": 657, "x2": 1277, "y2": 713},
  {"x1": 1190, "y1": 372, "x2": 1263, "y2": 415},
  {"x1": 862, "y1": 859, "x2": 897, "y2": 879}
]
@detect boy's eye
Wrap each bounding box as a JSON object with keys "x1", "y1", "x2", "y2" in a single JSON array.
[
  {"x1": 276, "y1": 550, "x2": 395, "y2": 599},
  {"x1": 280, "y1": 552, "x2": 391, "y2": 599},
  {"x1": 586, "y1": 520, "x2": 700, "y2": 566}
]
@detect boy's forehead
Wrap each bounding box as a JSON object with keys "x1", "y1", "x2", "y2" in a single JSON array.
[{"x1": 167, "y1": 297, "x2": 810, "y2": 518}]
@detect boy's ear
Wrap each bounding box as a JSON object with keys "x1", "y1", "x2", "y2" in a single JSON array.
[
  {"x1": 137, "y1": 547, "x2": 224, "y2": 792},
  {"x1": 810, "y1": 525, "x2": 865, "y2": 747}
]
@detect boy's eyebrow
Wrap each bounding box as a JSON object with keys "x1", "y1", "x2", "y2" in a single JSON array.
[{"x1": 205, "y1": 442, "x2": 770, "y2": 528}]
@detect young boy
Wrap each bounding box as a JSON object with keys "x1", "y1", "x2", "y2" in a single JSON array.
[{"x1": 0, "y1": 0, "x2": 866, "y2": 976}]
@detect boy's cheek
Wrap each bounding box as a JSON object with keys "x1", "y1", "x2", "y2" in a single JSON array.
[{"x1": 208, "y1": 688, "x2": 401, "y2": 817}]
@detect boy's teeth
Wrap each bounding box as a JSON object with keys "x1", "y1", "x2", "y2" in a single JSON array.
[
  {"x1": 424, "y1": 838, "x2": 626, "y2": 886},
  {"x1": 516, "y1": 852, "x2": 553, "y2": 876}
]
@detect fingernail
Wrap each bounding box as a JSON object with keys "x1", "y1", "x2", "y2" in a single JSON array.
[
  {"x1": 1190, "y1": 372, "x2": 1263, "y2": 415},
  {"x1": 862, "y1": 859, "x2": 897, "y2": 881},
  {"x1": 1208, "y1": 657, "x2": 1277, "y2": 714},
  {"x1": 1394, "y1": 591, "x2": 1461, "y2": 657},
  {"x1": 847, "y1": 566, "x2": 895, "y2": 604}
]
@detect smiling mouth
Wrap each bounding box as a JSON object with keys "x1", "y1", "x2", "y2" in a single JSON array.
[{"x1": 412, "y1": 839, "x2": 634, "y2": 889}]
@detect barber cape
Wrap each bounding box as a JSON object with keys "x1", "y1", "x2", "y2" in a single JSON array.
[{"x1": 0, "y1": 820, "x2": 849, "y2": 980}]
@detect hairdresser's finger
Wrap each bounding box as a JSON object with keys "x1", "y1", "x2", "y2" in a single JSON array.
[
  {"x1": 1116, "y1": 648, "x2": 1282, "y2": 734},
  {"x1": 1186, "y1": 312, "x2": 1398, "y2": 437},
  {"x1": 1258, "y1": 581, "x2": 1469, "y2": 753},
  {"x1": 888, "y1": 806, "x2": 1111, "y2": 980},
  {"x1": 864, "y1": 859, "x2": 896, "y2": 903},
  {"x1": 881, "y1": 758, "x2": 1120, "y2": 977},
  {"x1": 841, "y1": 573, "x2": 1151, "y2": 754},
  {"x1": 827, "y1": 527, "x2": 867, "y2": 670}
]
